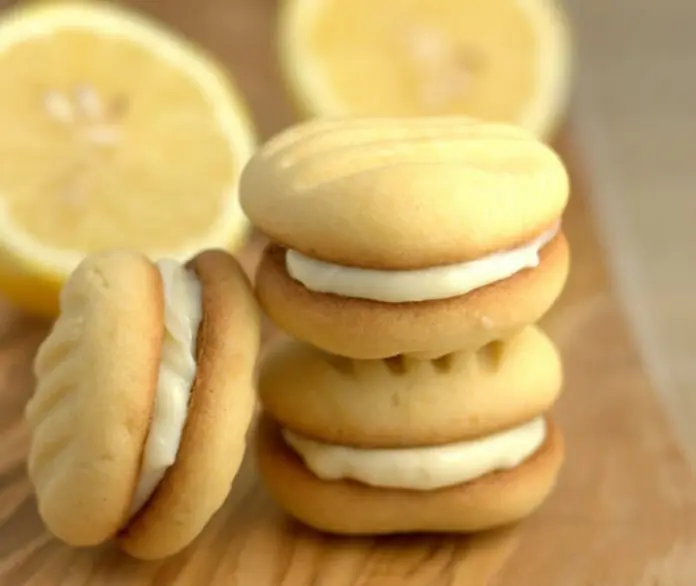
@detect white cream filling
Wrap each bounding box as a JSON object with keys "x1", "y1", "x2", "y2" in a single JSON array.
[
  {"x1": 282, "y1": 417, "x2": 546, "y2": 491},
  {"x1": 128, "y1": 259, "x2": 203, "y2": 518},
  {"x1": 286, "y1": 223, "x2": 560, "y2": 303}
]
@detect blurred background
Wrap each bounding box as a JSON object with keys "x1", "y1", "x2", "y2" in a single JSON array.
[{"x1": 565, "y1": 0, "x2": 696, "y2": 458}]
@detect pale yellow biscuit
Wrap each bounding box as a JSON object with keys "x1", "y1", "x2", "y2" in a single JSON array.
[
  {"x1": 240, "y1": 117, "x2": 569, "y2": 269},
  {"x1": 118, "y1": 250, "x2": 261, "y2": 560},
  {"x1": 27, "y1": 250, "x2": 163, "y2": 547},
  {"x1": 26, "y1": 249, "x2": 261, "y2": 559},
  {"x1": 258, "y1": 326, "x2": 562, "y2": 447},
  {"x1": 256, "y1": 232, "x2": 569, "y2": 359},
  {"x1": 255, "y1": 415, "x2": 564, "y2": 535}
]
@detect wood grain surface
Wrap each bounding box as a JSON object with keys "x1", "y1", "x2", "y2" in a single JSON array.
[{"x1": 0, "y1": 1, "x2": 695, "y2": 584}]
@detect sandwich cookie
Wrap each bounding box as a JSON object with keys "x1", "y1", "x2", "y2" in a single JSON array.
[
  {"x1": 256, "y1": 417, "x2": 563, "y2": 536},
  {"x1": 25, "y1": 249, "x2": 261, "y2": 560},
  {"x1": 241, "y1": 116, "x2": 570, "y2": 359},
  {"x1": 255, "y1": 335, "x2": 564, "y2": 535}
]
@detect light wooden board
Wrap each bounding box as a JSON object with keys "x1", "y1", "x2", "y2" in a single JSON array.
[{"x1": 1, "y1": 1, "x2": 695, "y2": 584}]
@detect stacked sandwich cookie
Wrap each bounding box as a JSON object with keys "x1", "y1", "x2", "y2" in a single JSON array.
[{"x1": 241, "y1": 117, "x2": 570, "y2": 535}]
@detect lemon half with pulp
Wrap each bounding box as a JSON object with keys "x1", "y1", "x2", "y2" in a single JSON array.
[
  {"x1": 0, "y1": 1, "x2": 257, "y2": 316},
  {"x1": 280, "y1": 0, "x2": 571, "y2": 138}
]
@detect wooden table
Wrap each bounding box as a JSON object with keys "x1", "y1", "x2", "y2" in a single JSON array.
[{"x1": 2, "y1": 1, "x2": 696, "y2": 584}]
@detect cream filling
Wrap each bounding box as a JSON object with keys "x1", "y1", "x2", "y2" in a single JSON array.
[
  {"x1": 282, "y1": 417, "x2": 546, "y2": 491},
  {"x1": 128, "y1": 259, "x2": 203, "y2": 518},
  {"x1": 286, "y1": 223, "x2": 560, "y2": 303}
]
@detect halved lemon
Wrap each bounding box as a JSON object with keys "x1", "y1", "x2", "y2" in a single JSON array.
[
  {"x1": 0, "y1": 1, "x2": 256, "y2": 316},
  {"x1": 279, "y1": 0, "x2": 571, "y2": 139}
]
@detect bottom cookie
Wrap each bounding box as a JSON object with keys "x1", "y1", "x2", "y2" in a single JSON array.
[{"x1": 255, "y1": 415, "x2": 564, "y2": 535}]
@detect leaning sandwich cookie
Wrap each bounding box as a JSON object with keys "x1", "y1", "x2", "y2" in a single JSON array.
[
  {"x1": 255, "y1": 334, "x2": 565, "y2": 535},
  {"x1": 240, "y1": 116, "x2": 570, "y2": 359},
  {"x1": 25, "y1": 249, "x2": 260, "y2": 560}
]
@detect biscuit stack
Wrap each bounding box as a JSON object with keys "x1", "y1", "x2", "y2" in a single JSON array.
[{"x1": 240, "y1": 117, "x2": 570, "y2": 535}]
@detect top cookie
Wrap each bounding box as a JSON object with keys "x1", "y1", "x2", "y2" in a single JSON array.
[
  {"x1": 240, "y1": 117, "x2": 569, "y2": 269},
  {"x1": 27, "y1": 250, "x2": 163, "y2": 546}
]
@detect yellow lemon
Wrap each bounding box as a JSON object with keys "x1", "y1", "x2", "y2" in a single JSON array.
[
  {"x1": 0, "y1": 1, "x2": 256, "y2": 317},
  {"x1": 279, "y1": 0, "x2": 571, "y2": 138}
]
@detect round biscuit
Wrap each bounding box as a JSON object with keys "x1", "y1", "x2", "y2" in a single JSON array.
[
  {"x1": 26, "y1": 250, "x2": 163, "y2": 546},
  {"x1": 256, "y1": 415, "x2": 564, "y2": 535},
  {"x1": 240, "y1": 117, "x2": 569, "y2": 269},
  {"x1": 256, "y1": 232, "x2": 570, "y2": 359},
  {"x1": 118, "y1": 250, "x2": 261, "y2": 560},
  {"x1": 258, "y1": 326, "x2": 562, "y2": 447}
]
